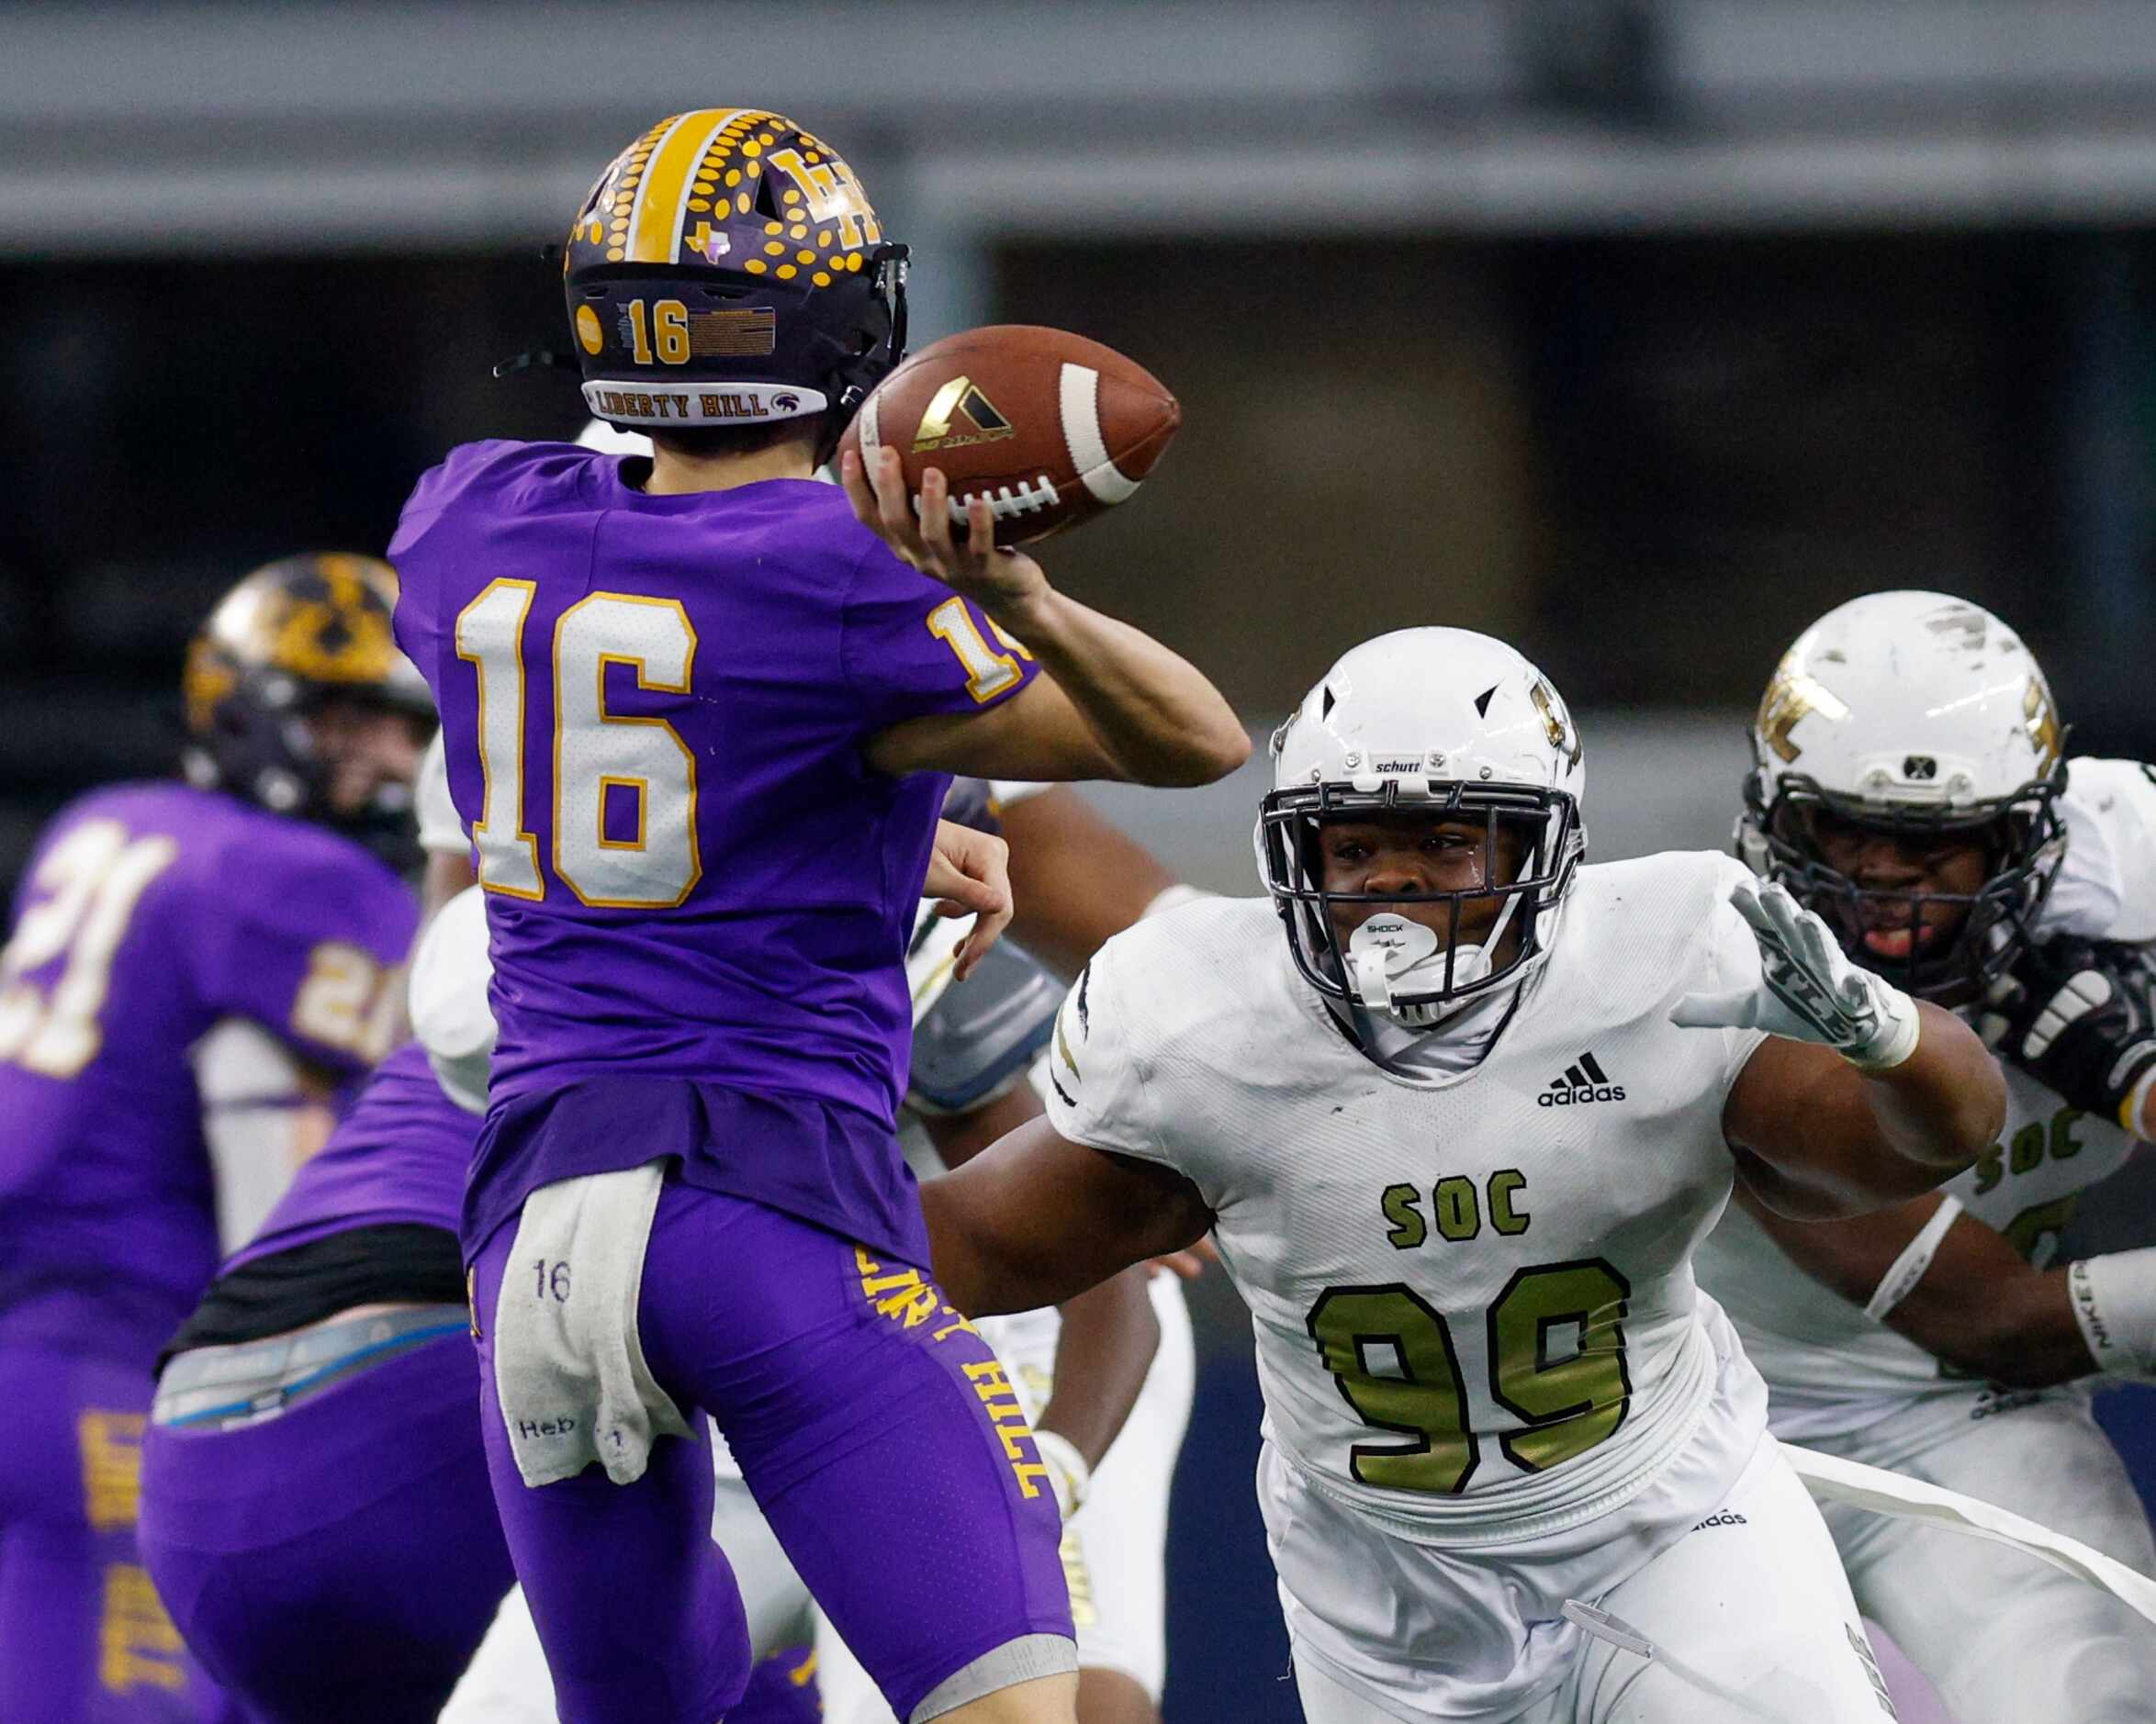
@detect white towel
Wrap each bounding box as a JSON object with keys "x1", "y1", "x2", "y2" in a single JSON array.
[
  {"x1": 491, "y1": 1159, "x2": 691, "y2": 1488},
  {"x1": 1786, "y1": 1442, "x2": 2156, "y2": 1626}
]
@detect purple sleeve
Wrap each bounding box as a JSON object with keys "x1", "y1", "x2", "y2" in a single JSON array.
[
  {"x1": 197, "y1": 845, "x2": 419, "y2": 1076},
  {"x1": 839, "y1": 542, "x2": 1041, "y2": 730},
  {"x1": 387, "y1": 447, "x2": 490, "y2": 677}
]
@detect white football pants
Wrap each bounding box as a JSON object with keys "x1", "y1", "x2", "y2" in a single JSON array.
[
  {"x1": 1804, "y1": 1389, "x2": 2156, "y2": 1724},
  {"x1": 1286, "y1": 1439, "x2": 1894, "y2": 1723}
]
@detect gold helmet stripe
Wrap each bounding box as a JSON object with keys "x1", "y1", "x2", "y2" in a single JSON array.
[{"x1": 628, "y1": 108, "x2": 752, "y2": 263}]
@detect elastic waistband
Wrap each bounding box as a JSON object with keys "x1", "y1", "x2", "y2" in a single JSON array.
[{"x1": 154, "y1": 1304, "x2": 467, "y2": 1431}]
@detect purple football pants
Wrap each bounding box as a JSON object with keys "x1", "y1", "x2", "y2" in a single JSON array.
[
  {"x1": 470, "y1": 1178, "x2": 1073, "y2": 1724},
  {"x1": 739, "y1": 1644, "x2": 823, "y2": 1722},
  {"x1": 137, "y1": 1331, "x2": 516, "y2": 1724},
  {"x1": 0, "y1": 1340, "x2": 231, "y2": 1723}
]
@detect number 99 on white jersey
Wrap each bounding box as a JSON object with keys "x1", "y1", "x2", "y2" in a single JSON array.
[{"x1": 1046, "y1": 855, "x2": 1774, "y2": 1541}]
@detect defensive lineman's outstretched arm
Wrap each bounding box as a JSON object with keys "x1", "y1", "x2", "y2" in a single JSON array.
[
  {"x1": 921, "y1": 1086, "x2": 1161, "y2": 1479},
  {"x1": 923, "y1": 1117, "x2": 1213, "y2": 1319},
  {"x1": 1732, "y1": 935, "x2": 2156, "y2": 1386},
  {"x1": 1676, "y1": 879, "x2": 2005, "y2": 1221},
  {"x1": 1734, "y1": 1187, "x2": 2104, "y2": 1388},
  {"x1": 848, "y1": 450, "x2": 1250, "y2": 788}
]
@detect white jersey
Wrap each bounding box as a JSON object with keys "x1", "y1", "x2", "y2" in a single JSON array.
[
  {"x1": 1046, "y1": 852, "x2": 1774, "y2": 1545},
  {"x1": 1694, "y1": 755, "x2": 2156, "y2": 1443},
  {"x1": 2044, "y1": 755, "x2": 2156, "y2": 944},
  {"x1": 1695, "y1": 1065, "x2": 2139, "y2": 1440}
]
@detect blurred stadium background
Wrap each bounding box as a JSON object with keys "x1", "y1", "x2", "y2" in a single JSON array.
[{"x1": 6, "y1": 3, "x2": 2155, "y2": 1716}]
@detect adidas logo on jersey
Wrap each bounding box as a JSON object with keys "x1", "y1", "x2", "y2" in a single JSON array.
[{"x1": 1538, "y1": 1052, "x2": 1624, "y2": 1107}]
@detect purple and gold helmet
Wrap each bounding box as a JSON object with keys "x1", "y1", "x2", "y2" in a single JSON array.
[
  {"x1": 565, "y1": 109, "x2": 907, "y2": 453},
  {"x1": 182, "y1": 553, "x2": 432, "y2": 852}
]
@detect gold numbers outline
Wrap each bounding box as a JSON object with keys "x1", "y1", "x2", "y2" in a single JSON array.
[
  {"x1": 926, "y1": 596, "x2": 1023, "y2": 704},
  {"x1": 551, "y1": 593, "x2": 702, "y2": 909},
  {"x1": 1306, "y1": 1257, "x2": 1633, "y2": 1496},
  {"x1": 455, "y1": 579, "x2": 545, "y2": 900},
  {"x1": 0, "y1": 821, "x2": 178, "y2": 1079}
]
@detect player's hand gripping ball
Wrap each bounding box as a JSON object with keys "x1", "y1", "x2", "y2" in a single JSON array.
[{"x1": 836, "y1": 325, "x2": 1180, "y2": 547}]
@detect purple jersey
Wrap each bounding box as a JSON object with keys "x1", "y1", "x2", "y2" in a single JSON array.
[
  {"x1": 227, "y1": 1042, "x2": 475, "y2": 1271},
  {"x1": 389, "y1": 442, "x2": 1036, "y2": 1250},
  {"x1": 0, "y1": 783, "x2": 417, "y2": 1353}
]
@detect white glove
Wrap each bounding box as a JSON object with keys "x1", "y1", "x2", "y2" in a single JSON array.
[
  {"x1": 1671, "y1": 879, "x2": 1922, "y2": 1073},
  {"x1": 1031, "y1": 1428, "x2": 1091, "y2": 1522}
]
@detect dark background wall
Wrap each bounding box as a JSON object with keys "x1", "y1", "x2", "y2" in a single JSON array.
[{"x1": 5, "y1": 228, "x2": 2150, "y2": 894}]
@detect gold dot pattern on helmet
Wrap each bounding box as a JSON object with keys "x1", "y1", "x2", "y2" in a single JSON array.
[
  {"x1": 575, "y1": 108, "x2": 886, "y2": 288},
  {"x1": 576, "y1": 305, "x2": 604, "y2": 354}
]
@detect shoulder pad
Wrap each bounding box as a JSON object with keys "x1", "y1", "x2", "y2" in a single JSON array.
[
  {"x1": 939, "y1": 776, "x2": 1000, "y2": 836},
  {"x1": 907, "y1": 936, "x2": 1059, "y2": 1115}
]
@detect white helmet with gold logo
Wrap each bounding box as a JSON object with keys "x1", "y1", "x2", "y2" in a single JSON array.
[
  {"x1": 1257, "y1": 628, "x2": 1587, "y2": 1035},
  {"x1": 1740, "y1": 590, "x2": 2068, "y2": 1001}
]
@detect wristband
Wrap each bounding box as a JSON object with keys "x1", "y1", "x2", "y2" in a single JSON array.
[
  {"x1": 1863, "y1": 1197, "x2": 1964, "y2": 1321},
  {"x1": 1031, "y1": 1427, "x2": 1092, "y2": 1521},
  {"x1": 2067, "y1": 1248, "x2": 2156, "y2": 1383},
  {"x1": 1844, "y1": 984, "x2": 1922, "y2": 1075},
  {"x1": 2119, "y1": 1061, "x2": 2156, "y2": 1139}
]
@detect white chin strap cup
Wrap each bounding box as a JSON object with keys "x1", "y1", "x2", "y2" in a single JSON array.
[
  {"x1": 1347, "y1": 913, "x2": 1439, "y2": 1012},
  {"x1": 1347, "y1": 892, "x2": 1525, "y2": 1024}
]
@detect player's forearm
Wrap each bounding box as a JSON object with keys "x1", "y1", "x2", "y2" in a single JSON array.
[
  {"x1": 1039, "y1": 1267, "x2": 1161, "y2": 1470},
  {"x1": 1855, "y1": 1002, "x2": 2006, "y2": 1185},
  {"x1": 988, "y1": 588, "x2": 1248, "y2": 787},
  {"x1": 1002, "y1": 787, "x2": 1178, "y2": 977},
  {"x1": 922, "y1": 1170, "x2": 1116, "y2": 1317},
  {"x1": 1906, "y1": 1266, "x2": 2098, "y2": 1389},
  {"x1": 1738, "y1": 1015, "x2": 1998, "y2": 1220}
]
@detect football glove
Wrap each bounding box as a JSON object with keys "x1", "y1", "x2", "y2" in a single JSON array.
[
  {"x1": 1672, "y1": 878, "x2": 1921, "y2": 1072},
  {"x1": 1979, "y1": 938, "x2": 2156, "y2": 1134}
]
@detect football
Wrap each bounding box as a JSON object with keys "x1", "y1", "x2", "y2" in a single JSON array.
[{"x1": 838, "y1": 324, "x2": 1181, "y2": 546}]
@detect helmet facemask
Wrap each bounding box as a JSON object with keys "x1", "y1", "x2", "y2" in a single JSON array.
[
  {"x1": 1259, "y1": 778, "x2": 1583, "y2": 1032},
  {"x1": 1741, "y1": 768, "x2": 2066, "y2": 1006}
]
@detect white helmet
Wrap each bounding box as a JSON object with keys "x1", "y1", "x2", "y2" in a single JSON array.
[
  {"x1": 1258, "y1": 628, "x2": 1586, "y2": 1036},
  {"x1": 1740, "y1": 590, "x2": 2067, "y2": 1001}
]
